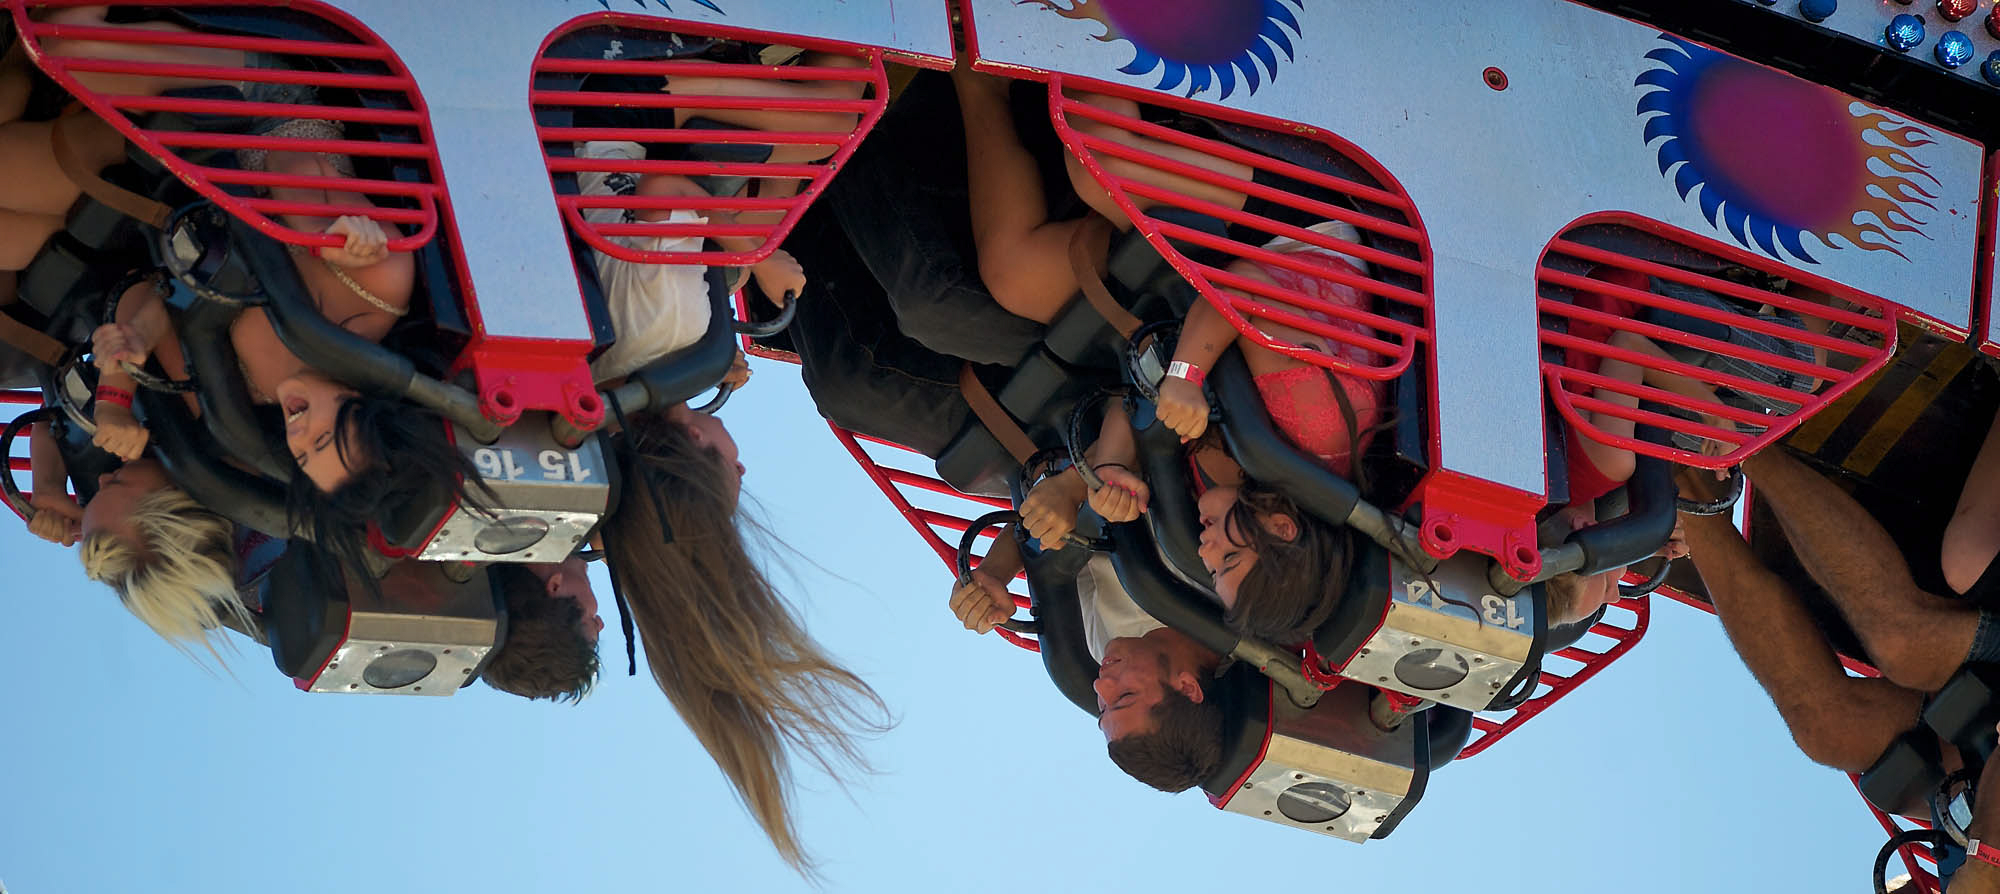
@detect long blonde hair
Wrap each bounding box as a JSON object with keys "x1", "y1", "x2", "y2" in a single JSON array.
[
  {"x1": 79, "y1": 486, "x2": 251, "y2": 649},
  {"x1": 602, "y1": 413, "x2": 889, "y2": 877}
]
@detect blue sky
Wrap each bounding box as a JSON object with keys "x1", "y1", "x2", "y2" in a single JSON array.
[{"x1": 0, "y1": 364, "x2": 1901, "y2": 893}]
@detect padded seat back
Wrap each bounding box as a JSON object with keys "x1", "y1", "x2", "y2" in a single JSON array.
[
  {"x1": 1201, "y1": 664, "x2": 1276, "y2": 799},
  {"x1": 1022, "y1": 531, "x2": 1105, "y2": 717},
  {"x1": 261, "y1": 547, "x2": 349, "y2": 680}
]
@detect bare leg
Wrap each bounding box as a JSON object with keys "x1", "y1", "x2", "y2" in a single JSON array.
[
  {"x1": 951, "y1": 67, "x2": 1083, "y2": 323},
  {"x1": 1678, "y1": 495, "x2": 1924, "y2": 772},
  {"x1": 0, "y1": 116, "x2": 124, "y2": 216},
  {"x1": 1060, "y1": 91, "x2": 1252, "y2": 227},
  {"x1": 0, "y1": 44, "x2": 31, "y2": 124},
  {"x1": 1745, "y1": 447, "x2": 1979, "y2": 693},
  {"x1": 669, "y1": 52, "x2": 866, "y2": 217},
  {"x1": 1943, "y1": 405, "x2": 2000, "y2": 594},
  {"x1": 0, "y1": 209, "x2": 64, "y2": 270},
  {"x1": 37, "y1": 6, "x2": 247, "y2": 97}
]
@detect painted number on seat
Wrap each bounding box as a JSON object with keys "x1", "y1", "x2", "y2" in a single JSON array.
[
  {"x1": 1402, "y1": 578, "x2": 1526, "y2": 629},
  {"x1": 471, "y1": 447, "x2": 592, "y2": 482}
]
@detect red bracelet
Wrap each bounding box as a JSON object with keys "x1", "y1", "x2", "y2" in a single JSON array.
[
  {"x1": 1166, "y1": 360, "x2": 1206, "y2": 387},
  {"x1": 95, "y1": 386, "x2": 133, "y2": 410}
]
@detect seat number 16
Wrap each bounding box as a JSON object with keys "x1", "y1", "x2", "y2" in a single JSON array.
[{"x1": 473, "y1": 447, "x2": 594, "y2": 482}]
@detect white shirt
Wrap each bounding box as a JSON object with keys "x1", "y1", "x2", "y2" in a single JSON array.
[
  {"x1": 575, "y1": 141, "x2": 712, "y2": 383},
  {"x1": 1077, "y1": 553, "x2": 1165, "y2": 663}
]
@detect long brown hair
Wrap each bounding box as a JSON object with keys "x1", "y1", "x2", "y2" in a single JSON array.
[
  {"x1": 1224, "y1": 366, "x2": 1379, "y2": 644},
  {"x1": 602, "y1": 412, "x2": 889, "y2": 878}
]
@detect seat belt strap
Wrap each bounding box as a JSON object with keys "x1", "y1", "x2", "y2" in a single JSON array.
[
  {"x1": 1068, "y1": 213, "x2": 1143, "y2": 340},
  {"x1": 52, "y1": 108, "x2": 171, "y2": 229},
  {"x1": 958, "y1": 362, "x2": 1037, "y2": 465}
]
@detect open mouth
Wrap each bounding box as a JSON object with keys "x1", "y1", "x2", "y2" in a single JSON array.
[{"x1": 282, "y1": 395, "x2": 309, "y2": 426}]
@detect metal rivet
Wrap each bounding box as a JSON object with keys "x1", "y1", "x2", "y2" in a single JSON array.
[
  {"x1": 1242, "y1": 783, "x2": 1253, "y2": 790},
  {"x1": 1377, "y1": 676, "x2": 1389, "y2": 683},
  {"x1": 1262, "y1": 810, "x2": 1272, "y2": 816},
  {"x1": 1439, "y1": 693, "x2": 1451, "y2": 700},
  {"x1": 1357, "y1": 649, "x2": 1369, "y2": 657},
  {"x1": 1472, "y1": 656, "x2": 1484, "y2": 663},
  {"x1": 328, "y1": 663, "x2": 338, "y2": 669},
  {"x1": 347, "y1": 683, "x2": 358, "y2": 690},
  {"x1": 1374, "y1": 815, "x2": 1387, "y2": 823},
  {"x1": 439, "y1": 530, "x2": 452, "y2": 537},
  {"x1": 442, "y1": 649, "x2": 452, "y2": 655},
  {"x1": 377, "y1": 645, "x2": 389, "y2": 652},
  {"x1": 1293, "y1": 773, "x2": 1305, "y2": 780},
  {"x1": 1409, "y1": 638, "x2": 1421, "y2": 646}
]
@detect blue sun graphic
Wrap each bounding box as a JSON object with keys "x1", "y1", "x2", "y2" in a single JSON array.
[
  {"x1": 1025, "y1": 0, "x2": 1303, "y2": 100},
  {"x1": 1636, "y1": 36, "x2": 1938, "y2": 263}
]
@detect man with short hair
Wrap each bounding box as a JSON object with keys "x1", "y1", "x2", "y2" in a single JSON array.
[
  {"x1": 481, "y1": 555, "x2": 602, "y2": 703},
  {"x1": 951, "y1": 535, "x2": 1224, "y2": 792}
]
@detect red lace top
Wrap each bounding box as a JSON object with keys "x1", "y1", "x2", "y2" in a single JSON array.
[{"x1": 1248, "y1": 249, "x2": 1387, "y2": 477}]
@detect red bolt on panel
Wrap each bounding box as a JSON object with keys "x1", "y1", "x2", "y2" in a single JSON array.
[{"x1": 1938, "y1": 0, "x2": 1978, "y2": 22}]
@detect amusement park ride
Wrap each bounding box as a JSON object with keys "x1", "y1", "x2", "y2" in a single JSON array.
[{"x1": 1, "y1": 0, "x2": 1996, "y2": 889}]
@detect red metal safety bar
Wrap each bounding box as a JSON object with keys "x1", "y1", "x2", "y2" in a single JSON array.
[
  {"x1": 1538, "y1": 218, "x2": 1898, "y2": 470},
  {"x1": 4, "y1": 390, "x2": 43, "y2": 521},
  {"x1": 1859, "y1": 780, "x2": 1944, "y2": 894},
  {"x1": 829, "y1": 423, "x2": 1040, "y2": 653},
  {"x1": 1044, "y1": 75, "x2": 1433, "y2": 382},
  {"x1": 532, "y1": 21, "x2": 889, "y2": 268},
  {"x1": 9, "y1": 1, "x2": 445, "y2": 253},
  {"x1": 1458, "y1": 585, "x2": 1650, "y2": 759}
]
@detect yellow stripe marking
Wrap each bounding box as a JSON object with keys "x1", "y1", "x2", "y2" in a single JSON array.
[{"x1": 1846, "y1": 347, "x2": 1973, "y2": 476}]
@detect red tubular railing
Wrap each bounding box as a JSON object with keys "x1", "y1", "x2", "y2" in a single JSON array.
[
  {"x1": 1538, "y1": 227, "x2": 1898, "y2": 470},
  {"x1": 8, "y1": 0, "x2": 445, "y2": 253},
  {"x1": 1046, "y1": 76, "x2": 1433, "y2": 381},
  {"x1": 1858, "y1": 785, "x2": 1942, "y2": 894},
  {"x1": 1458, "y1": 584, "x2": 1651, "y2": 759},
  {"x1": 829, "y1": 424, "x2": 1038, "y2": 653},
  {"x1": 531, "y1": 25, "x2": 889, "y2": 268}
]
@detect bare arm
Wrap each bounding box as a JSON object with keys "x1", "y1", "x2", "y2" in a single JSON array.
[
  {"x1": 1953, "y1": 755, "x2": 2000, "y2": 893},
  {"x1": 949, "y1": 529, "x2": 1024, "y2": 635},
  {"x1": 24, "y1": 420, "x2": 82, "y2": 545}
]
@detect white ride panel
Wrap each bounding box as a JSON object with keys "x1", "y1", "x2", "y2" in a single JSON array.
[
  {"x1": 316, "y1": 0, "x2": 950, "y2": 343},
  {"x1": 970, "y1": 0, "x2": 1988, "y2": 497}
]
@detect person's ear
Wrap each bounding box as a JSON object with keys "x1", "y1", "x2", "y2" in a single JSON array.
[
  {"x1": 545, "y1": 572, "x2": 564, "y2": 597},
  {"x1": 1170, "y1": 669, "x2": 1205, "y2": 704},
  {"x1": 1263, "y1": 512, "x2": 1299, "y2": 543}
]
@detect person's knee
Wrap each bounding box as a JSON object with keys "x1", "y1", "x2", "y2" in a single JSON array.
[
  {"x1": 1940, "y1": 521, "x2": 1999, "y2": 596},
  {"x1": 1784, "y1": 702, "x2": 1879, "y2": 773},
  {"x1": 1865, "y1": 628, "x2": 1957, "y2": 694}
]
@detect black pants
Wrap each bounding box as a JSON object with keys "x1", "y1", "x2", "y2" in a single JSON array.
[{"x1": 820, "y1": 70, "x2": 1059, "y2": 366}]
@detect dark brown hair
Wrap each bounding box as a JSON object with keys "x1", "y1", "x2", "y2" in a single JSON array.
[
  {"x1": 480, "y1": 563, "x2": 599, "y2": 703},
  {"x1": 601, "y1": 412, "x2": 889, "y2": 879},
  {"x1": 1105, "y1": 681, "x2": 1225, "y2": 793},
  {"x1": 286, "y1": 393, "x2": 493, "y2": 587},
  {"x1": 1223, "y1": 368, "x2": 1393, "y2": 644}
]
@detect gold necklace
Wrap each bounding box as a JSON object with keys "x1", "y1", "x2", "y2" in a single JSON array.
[{"x1": 286, "y1": 242, "x2": 407, "y2": 318}]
